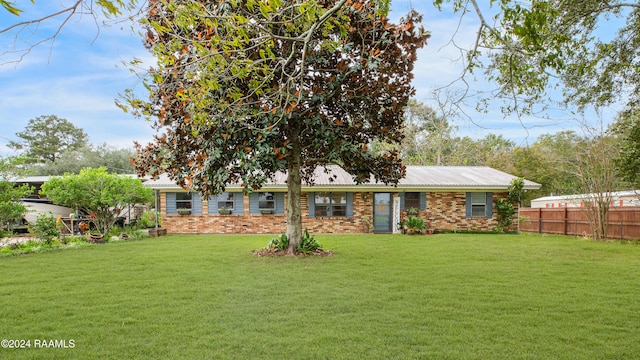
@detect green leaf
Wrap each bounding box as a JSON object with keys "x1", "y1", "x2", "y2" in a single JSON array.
[{"x1": 1, "y1": 1, "x2": 23, "y2": 16}]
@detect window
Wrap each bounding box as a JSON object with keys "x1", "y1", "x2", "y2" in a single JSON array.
[
  {"x1": 404, "y1": 192, "x2": 420, "y2": 210},
  {"x1": 209, "y1": 192, "x2": 243, "y2": 214},
  {"x1": 170, "y1": 192, "x2": 202, "y2": 214},
  {"x1": 176, "y1": 193, "x2": 192, "y2": 210},
  {"x1": 314, "y1": 192, "x2": 347, "y2": 217},
  {"x1": 217, "y1": 192, "x2": 235, "y2": 210},
  {"x1": 470, "y1": 192, "x2": 488, "y2": 217},
  {"x1": 249, "y1": 192, "x2": 282, "y2": 214},
  {"x1": 259, "y1": 192, "x2": 275, "y2": 210}
]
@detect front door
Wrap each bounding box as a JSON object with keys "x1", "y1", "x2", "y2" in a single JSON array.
[{"x1": 374, "y1": 193, "x2": 393, "y2": 232}]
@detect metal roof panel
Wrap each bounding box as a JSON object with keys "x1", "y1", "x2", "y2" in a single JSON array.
[{"x1": 143, "y1": 165, "x2": 540, "y2": 191}]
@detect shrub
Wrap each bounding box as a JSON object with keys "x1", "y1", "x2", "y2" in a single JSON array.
[
  {"x1": 29, "y1": 212, "x2": 61, "y2": 246},
  {"x1": 65, "y1": 235, "x2": 86, "y2": 244},
  {"x1": 495, "y1": 198, "x2": 515, "y2": 230},
  {"x1": 495, "y1": 178, "x2": 524, "y2": 232},
  {"x1": 139, "y1": 210, "x2": 160, "y2": 228},
  {"x1": 263, "y1": 230, "x2": 323, "y2": 254},
  {"x1": 405, "y1": 216, "x2": 425, "y2": 232},
  {"x1": 296, "y1": 229, "x2": 322, "y2": 254},
  {"x1": 267, "y1": 233, "x2": 289, "y2": 252},
  {"x1": 108, "y1": 225, "x2": 147, "y2": 241},
  {"x1": 9, "y1": 240, "x2": 46, "y2": 255},
  {"x1": 0, "y1": 229, "x2": 13, "y2": 239},
  {"x1": 262, "y1": 230, "x2": 324, "y2": 256}
]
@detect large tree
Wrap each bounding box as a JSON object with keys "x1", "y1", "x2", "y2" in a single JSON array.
[
  {"x1": 371, "y1": 98, "x2": 462, "y2": 167},
  {"x1": 8, "y1": 115, "x2": 89, "y2": 163},
  {"x1": 437, "y1": 0, "x2": 640, "y2": 116},
  {"x1": 570, "y1": 133, "x2": 621, "y2": 240},
  {"x1": 401, "y1": 99, "x2": 457, "y2": 166},
  {"x1": 528, "y1": 131, "x2": 587, "y2": 196},
  {"x1": 122, "y1": 0, "x2": 428, "y2": 252}
]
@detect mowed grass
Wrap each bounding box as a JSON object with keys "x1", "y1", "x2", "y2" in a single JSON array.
[{"x1": 1, "y1": 233, "x2": 639, "y2": 359}]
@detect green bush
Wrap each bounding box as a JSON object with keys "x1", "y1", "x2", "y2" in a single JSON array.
[
  {"x1": 1, "y1": 240, "x2": 47, "y2": 256},
  {"x1": 495, "y1": 198, "x2": 515, "y2": 230},
  {"x1": 108, "y1": 225, "x2": 147, "y2": 241},
  {"x1": 495, "y1": 178, "x2": 524, "y2": 232},
  {"x1": 267, "y1": 233, "x2": 289, "y2": 252},
  {"x1": 29, "y1": 212, "x2": 61, "y2": 246},
  {"x1": 139, "y1": 210, "x2": 160, "y2": 228},
  {"x1": 296, "y1": 229, "x2": 322, "y2": 254},
  {"x1": 405, "y1": 216, "x2": 425, "y2": 232},
  {"x1": 65, "y1": 235, "x2": 87, "y2": 244},
  {"x1": 0, "y1": 229, "x2": 13, "y2": 239},
  {"x1": 266, "y1": 230, "x2": 323, "y2": 254}
]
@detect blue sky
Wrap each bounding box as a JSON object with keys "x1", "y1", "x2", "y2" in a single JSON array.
[{"x1": 0, "y1": 1, "x2": 616, "y2": 157}]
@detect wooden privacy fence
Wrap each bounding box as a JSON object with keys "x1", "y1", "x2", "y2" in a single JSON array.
[{"x1": 519, "y1": 207, "x2": 640, "y2": 240}]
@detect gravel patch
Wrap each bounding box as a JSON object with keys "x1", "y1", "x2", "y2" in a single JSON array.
[{"x1": 0, "y1": 235, "x2": 37, "y2": 247}]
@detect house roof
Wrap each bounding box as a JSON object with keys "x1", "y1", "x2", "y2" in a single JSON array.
[
  {"x1": 13, "y1": 174, "x2": 145, "y2": 184},
  {"x1": 531, "y1": 190, "x2": 640, "y2": 203},
  {"x1": 144, "y1": 165, "x2": 541, "y2": 192}
]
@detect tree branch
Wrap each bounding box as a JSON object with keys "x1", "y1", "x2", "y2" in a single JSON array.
[{"x1": 1, "y1": 1, "x2": 87, "y2": 64}]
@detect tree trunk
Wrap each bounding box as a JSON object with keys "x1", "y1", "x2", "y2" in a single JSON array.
[{"x1": 286, "y1": 141, "x2": 303, "y2": 254}]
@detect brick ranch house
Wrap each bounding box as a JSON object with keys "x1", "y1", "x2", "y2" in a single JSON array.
[{"x1": 144, "y1": 166, "x2": 540, "y2": 234}]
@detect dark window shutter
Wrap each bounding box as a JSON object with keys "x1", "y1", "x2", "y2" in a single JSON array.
[
  {"x1": 275, "y1": 193, "x2": 285, "y2": 215},
  {"x1": 166, "y1": 192, "x2": 177, "y2": 214},
  {"x1": 234, "y1": 193, "x2": 245, "y2": 214},
  {"x1": 249, "y1": 193, "x2": 259, "y2": 214},
  {"x1": 208, "y1": 195, "x2": 218, "y2": 214},
  {"x1": 419, "y1": 192, "x2": 426, "y2": 210},
  {"x1": 465, "y1": 192, "x2": 472, "y2": 218},
  {"x1": 346, "y1": 192, "x2": 354, "y2": 218},
  {"x1": 308, "y1": 192, "x2": 315, "y2": 218},
  {"x1": 486, "y1": 192, "x2": 493, "y2": 218},
  {"x1": 192, "y1": 193, "x2": 203, "y2": 214}
]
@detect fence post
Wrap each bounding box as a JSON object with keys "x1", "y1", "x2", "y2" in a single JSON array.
[
  {"x1": 538, "y1": 208, "x2": 542, "y2": 234},
  {"x1": 564, "y1": 207, "x2": 568, "y2": 235}
]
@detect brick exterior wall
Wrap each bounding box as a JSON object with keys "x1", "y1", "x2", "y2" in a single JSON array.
[
  {"x1": 159, "y1": 191, "x2": 507, "y2": 234},
  {"x1": 418, "y1": 192, "x2": 505, "y2": 231}
]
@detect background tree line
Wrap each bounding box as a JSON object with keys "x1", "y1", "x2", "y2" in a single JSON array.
[
  {"x1": 6, "y1": 109, "x2": 639, "y2": 207},
  {"x1": 0, "y1": 115, "x2": 150, "y2": 237},
  {"x1": 383, "y1": 100, "x2": 640, "y2": 207},
  {"x1": 5, "y1": 115, "x2": 136, "y2": 175}
]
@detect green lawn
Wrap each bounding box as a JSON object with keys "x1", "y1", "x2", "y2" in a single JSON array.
[{"x1": 1, "y1": 233, "x2": 639, "y2": 359}]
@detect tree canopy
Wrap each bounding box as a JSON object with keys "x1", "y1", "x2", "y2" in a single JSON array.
[
  {"x1": 397, "y1": 99, "x2": 457, "y2": 166},
  {"x1": 437, "y1": 0, "x2": 640, "y2": 116},
  {"x1": 8, "y1": 115, "x2": 88, "y2": 163},
  {"x1": 124, "y1": 0, "x2": 428, "y2": 250},
  {"x1": 611, "y1": 110, "x2": 640, "y2": 189},
  {"x1": 26, "y1": 143, "x2": 136, "y2": 175}
]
